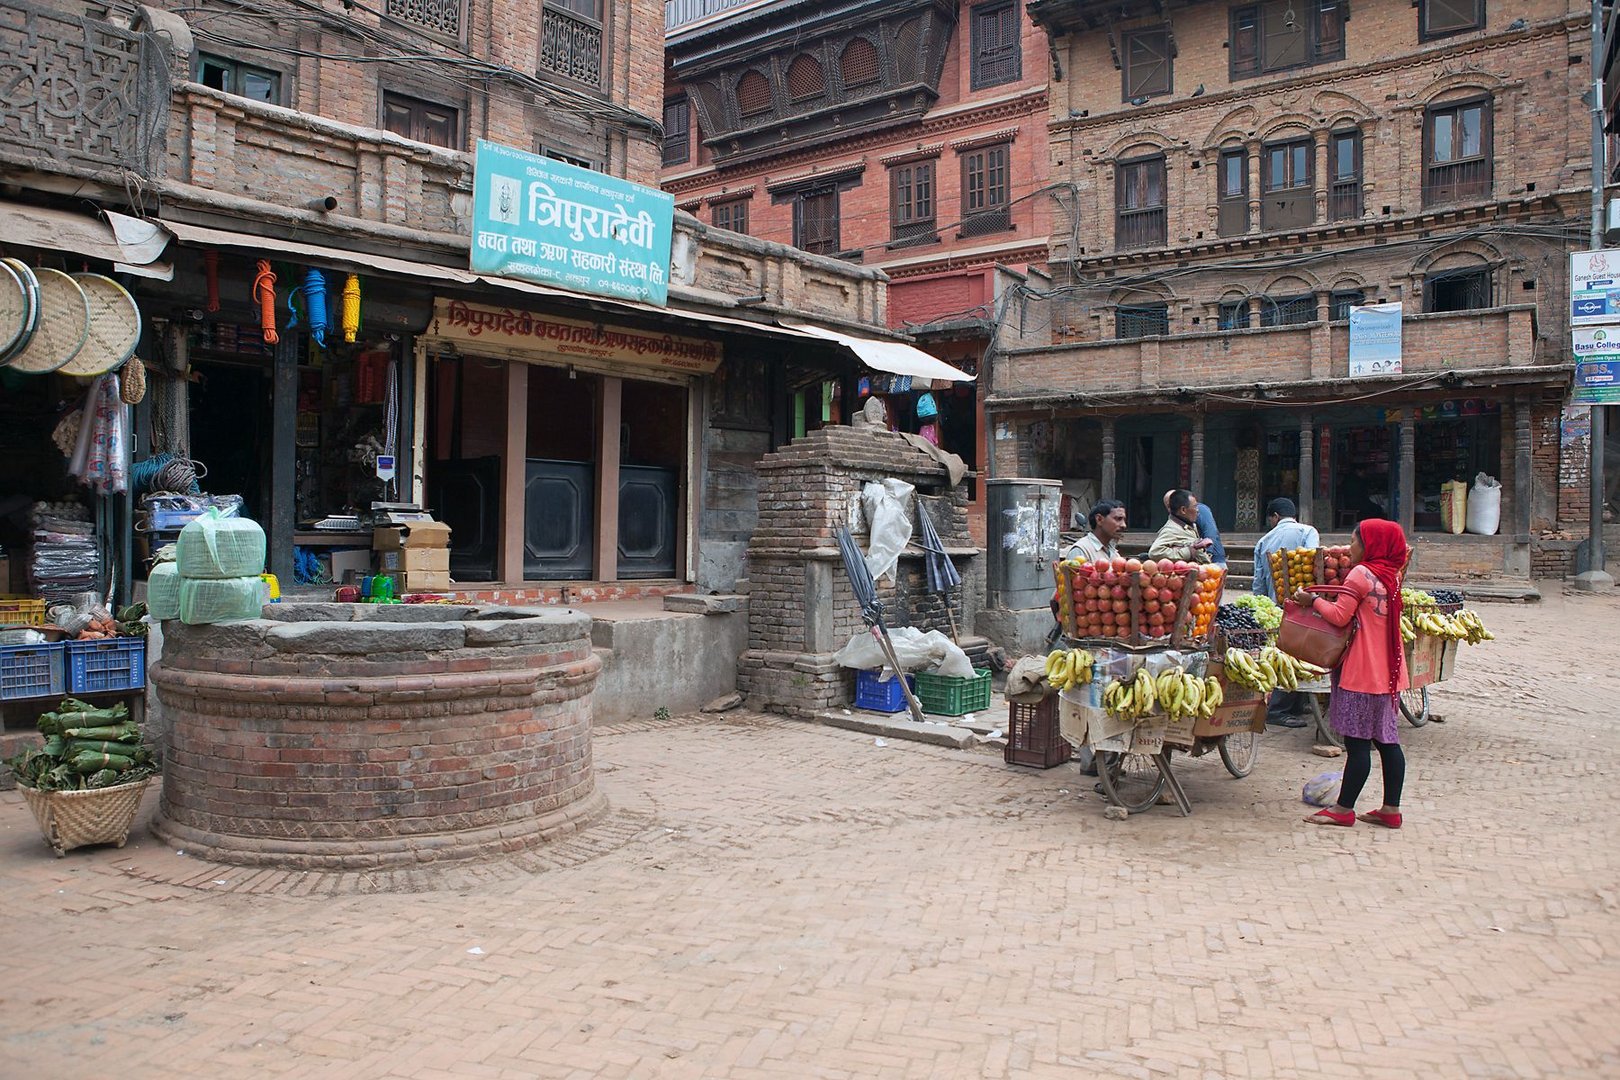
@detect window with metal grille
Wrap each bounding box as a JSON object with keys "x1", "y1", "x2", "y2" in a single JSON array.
[
  {"x1": 712, "y1": 198, "x2": 749, "y2": 235},
  {"x1": 382, "y1": 91, "x2": 459, "y2": 148},
  {"x1": 1117, "y1": 303, "x2": 1169, "y2": 339},
  {"x1": 961, "y1": 144, "x2": 1011, "y2": 235},
  {"x1": 1261, "y1": 294, "x2": 1316, "y2": 326},
  {"x1": 1217, "y1": 300, "x2": 1251, "y2": 329},
  {"x1": 1329, "y1": 289, "x2": 1365, "y2": 321},
  {"x1": 1261, "y1": 138, "x2": 1313, "y2": 230},
  {"x1": 1217, "y1": 147, "x2": 1248, "y2": 237},
  {"x1": 1420, "y1": 0, "x2": 1483, "y2": 39},
  {"x1": 1424, "y1": 98, "x2": 1492, "y2": 206},
  {"x1": 541, "y1": 146, "x2": 595, "y2": 170},
  {"x1": 662, "y1": 98, "x2": 690, "y2": 166},
  {"x1": 540, "y1": 0, "x2": 602, "y2": 86},
  {"x1": 1425, "y1": 268, "x2": 1491, "y2": 312},
  {"x1": 786, "y1": 54, "x2": 826, "y2": 101},
  {"x1": 737, "y1": 70, "x2": 773, "y2": 117},
  {"x1": 1328, "y1": 129, "x2": 1362, "y2": 221},
  {"x1": 840, "y1": 37, "x2": 881, "y2": 88},
  {"x1": 794, "y1": 188, "x2": 839, "y2": 255},
  {"x1": 1115, "y1": 154, "x2": 1166, "y2": 250},
  {"x1": 197, "y1": 54, "x2": 282, "y2": 104},
  {"x1": 890, "y1": 161, "x2": 937, "y2": 247},
  {"x1": 385, "y1": 0, "x2": 464, "y2": 41},
  {"x1": 1122, "y1": 28, "x2": 1172, "y2": 100},
  {"x1": 1229, "y1": 0, "x2": 1344, "y2": 80},
  {"x1": 971, "y1": 1, "x2": 1022, "y2": 90}
]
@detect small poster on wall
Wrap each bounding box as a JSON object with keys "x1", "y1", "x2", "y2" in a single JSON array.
[{"x1": 1348, "y1": 302, "x2": 1403, "y2": 376}]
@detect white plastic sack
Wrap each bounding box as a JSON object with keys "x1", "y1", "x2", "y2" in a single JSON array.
[
  {"x1": 147, "y1": 562, "x2": 181, "y2": 621},
  {"x1": 177, "y1": 509, "x2": 267, "y2": 580},
  {"x1": 179, "y1": 576, "x2": 268, "y2": 625},
  {"x1": 861, "y1": 478, "x2": 914, "y2": 584},
  {"x1": 1465, "y1": 472, "x2": 1502, "y2": 535},
  {"x1": 834, "y1": 625, "x2": 974, "y2": 679}
]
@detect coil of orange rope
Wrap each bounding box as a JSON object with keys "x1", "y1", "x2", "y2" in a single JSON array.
[{"x1": 253, "y1": 260, "x2": 279, "y2": 345}]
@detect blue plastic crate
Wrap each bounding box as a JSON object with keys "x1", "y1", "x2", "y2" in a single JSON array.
[
  {"x1": 853, "y1": 668, "x2": 913, "y2": 713},
  {"x1": 66, "y1": 638, "x2": 147, "y2": 694},
  {"x1": 0, "y1": 641, "x2": 66, "y2": 700}
]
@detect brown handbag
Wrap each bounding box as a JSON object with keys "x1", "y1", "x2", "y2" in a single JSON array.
[{"x1": 1278, "y1": 584, "x2": 1358, "y2": 670}]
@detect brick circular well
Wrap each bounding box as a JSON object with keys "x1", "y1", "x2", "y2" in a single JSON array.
[{"x1": 150, "y1": 604, "x2": 606, "y2": 869}]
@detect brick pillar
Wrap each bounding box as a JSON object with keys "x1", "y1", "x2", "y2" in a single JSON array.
[
  {"x1": 1399, "y1": 414, "x2": 1416, "y2": 536},
  {"x1": 1514, "y1": 399, "x2": 1533, "y2": 540},
  {"x1": 594, "y1": 376, "x2": 623, "y2": 582},
  {"x1": 1100, "y1": 417, "x2": 1117, "y2": 501},
  {"x1": 1245, "y1": 139, "x2": 1262, "y2": 234},
  {"x1": 1298, "y1": 411, "x2": 1314, "y2": 527},
  {"x1": 1190, "y1": 414, "x2": 1206, "y2": 495}
]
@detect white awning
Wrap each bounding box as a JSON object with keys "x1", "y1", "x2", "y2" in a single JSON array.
[
  {"x1": 0, "y1": 203, "x2": 173, "y2": 279},
  {"x1": 780, "y1": 322, "x2": 976, "y2": 382}
]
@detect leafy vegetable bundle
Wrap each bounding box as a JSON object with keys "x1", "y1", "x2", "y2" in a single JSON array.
[{"x1": 5, "y1": 698, "x2": 156, "y2": 792}]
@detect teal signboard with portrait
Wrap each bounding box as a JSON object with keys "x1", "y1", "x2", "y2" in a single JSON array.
[{"x1": 470, "y1": 140, "x2": 675, "y2": 306}]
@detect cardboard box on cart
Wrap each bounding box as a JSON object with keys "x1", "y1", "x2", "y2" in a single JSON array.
[{"x1": 373, "y1": 520, "x2": 453, "y2": 592}]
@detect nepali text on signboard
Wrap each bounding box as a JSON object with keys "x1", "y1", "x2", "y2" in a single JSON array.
[
  {"x1": 1573, "y1": 326, "x2": 1620, "y2": 404},
  {"x1": 429, "y1": 299, "x2": 722, "y2": 376},
  {"x1": 1570, "y1": 250, "x2": 1620, "y2": 326},
  {"x1": 470, "y1": 140, "x2": 675, "y2": 306},
  {"x1": 1347, "y1": 302, "x2": 1403, "y2": 376}
]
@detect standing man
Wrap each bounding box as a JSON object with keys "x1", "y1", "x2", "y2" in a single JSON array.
[
  {"x1": 1253, "y1": 497, "x2": 1320, "y2": 727},
  {"x1": 1067, "y1": 499, "x2": 1127, "y2": 563}
]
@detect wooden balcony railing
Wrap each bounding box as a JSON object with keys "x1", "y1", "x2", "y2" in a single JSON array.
[
  {"x1": 1115, "y1": 205, "x2": 1166, "y2": 250},
  {"x1": 1423, "y1": 159, "x2": 1491, "y2": 206}
]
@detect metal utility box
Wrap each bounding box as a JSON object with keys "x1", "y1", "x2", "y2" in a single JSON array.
[{"x1": 985, "y1": 478, "x2": 1060, "y2": 610}]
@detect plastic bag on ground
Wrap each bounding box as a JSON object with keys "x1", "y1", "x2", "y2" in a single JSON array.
[
  {"x1": 147, "y1": 562, "x2": 181, "y2": 621},
  {"x1": 1302, "y1": 771, "x2": 1343, "y2": 807},
  {"x1": 861, "y1": 478, "x2": 914, "y2": 584},
  {"x1": 179, "y1": 576, "x2": 268, "y2": 625},
  {"x1": 1466, "y1": 472, "x2": 1502, "y2": 535},
  {"x1": 177, "y1": 509, "x2": 267, "y2": 580},
  {"x1": 834, "y1": 625, "x2": 975, "y2": 679}
]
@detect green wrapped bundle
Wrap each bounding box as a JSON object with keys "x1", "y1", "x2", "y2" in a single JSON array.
[
  {"x1": 68, "y1": 750, "x2": 135, "y2": 774},
  {"x1": 60, "y1": 724, "x2": 141, "y2": 741},
  {"x1": 66, "y1": 739, "x2": 145, "y2": 757}
]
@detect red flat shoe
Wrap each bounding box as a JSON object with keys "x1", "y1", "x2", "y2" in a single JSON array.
[
  {"x1": 1304, "y1": 808, "x2": 1355, "y2": 827},
  {"x1": 1357, "y1": 809, "x2": 1402, "y2": 829}
]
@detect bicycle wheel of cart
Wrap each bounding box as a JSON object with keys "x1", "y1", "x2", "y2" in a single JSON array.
[
  {"x1": 1096, "y1": 751, "x2": 1165, "y2": 813},
  {"x1": 1399, "y1": 686, "x2": 1430, "y2": 726},
  {"x1": 1218, "y1": 731, "x2": 1259, "y2": 778}
]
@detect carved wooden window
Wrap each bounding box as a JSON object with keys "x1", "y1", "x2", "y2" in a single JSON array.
[
  {"x1": 1217, "y1": 299, "x2": 1251, "y2": 329},
  {"x1": 1116, "y1": 303, "x2": 1169, "y2": 339},
  {"x1": 1229, "y1": 0, "x2": 1344, "y2": 80},
  {"x1": 540, "y1": 0, "x2": 602, "y2": 87},
  {"x1": 1328, "y1": 129, "x2": 1362, "y2": 220},
  {"x1": 786, "y1": 55, "x2": 825, "y2": 101},
  {"x1": 1424, "y1": 98, "x2": 1492, "y2": 205},
  {"x1": 737, "y1": 70, "x2": 773, "y2": 117},
  {"x1": 961, "y1": 144, "x2": 1010, "y2": 235},
  {"x1": 840, "y1": 37, "x2": 881, "y2": 88},
  {"x1": 1122, "y1": 29, "x2": 1172, "y2": 100},
  {"x1": 1425, "y1": 267, "x2": 1491, "y2": 312},
  {"x1": 197, "y1": 53, "x2": 282, "y2": 104},
  {"x1": 1329, "y1": 289, "x2": 1365, "y2": 321},
  {"x1": 385, "y1": 0, "x2": 465, "y2": 41},
  {"x1": 1261, "y1": 137, "x2": 1313, "y2": 229},
  {"x1": 1262, "y1": 294, "x2": 1317, "y2": 325},
  {"x1": 794, "y1": 188, "x2": 839, "y2": 255},
  {"x1": 1421, "y1": 0, "x2": 1484, "y2": 39},
  {"x1": 970, "y1": 1, "x2": 1021, "y2": 90},
  {"x1": 712, "y1": 198, "x2": 749, "y2": 235},
  {"x1": 1217, "y1": 147, "x2": 1249, "y2": 236},
  {"x1": 663, "y1": 97, "x2": 690, "y2": 166},
  {"x1": 1115, "y1": 154, "x2": 1166, "y2": 249},
  {"x1": 382, "y1": 91, "x2": 458, "y2": 148},
  {"x1": 890, "y1": 161, "x2": 937, "y2": 247}
]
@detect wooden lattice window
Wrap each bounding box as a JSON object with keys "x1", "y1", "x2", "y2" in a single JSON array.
[
  {"x1": 1424, "y1": 98, "x2": 1492, "y2": 206},
  {"x1": 841, "y1": 38, "x2": 880, "y2": 88},
  {"x1": 890, "y1": 161, "x2": 937, "y2": 247},
  {"x1": 786, "y1": 54, "x2": 825, "y2": 101},
  {"x1": 1116, "y1": 303, "x2": 1169, "y2": 339},
  {"x1": 385, "y1": 0, "x2": 464, "y2": 41},
  {"x1": 794, "y1": 188, "x2": 840, "y2": 255},
  {"x1": 662, "y1": 97, "x2": 690, "y2": 166},
  {"x1": 737, "y1": 70, "x2": 772, "y2": 117},
  {"x1": 1115, "y1": 154, "x2": 1166, "y2": 250},
  {"x1": 961, "y1": 144, "x2": 1011, "y2": 235},
  {"x1": 1262, "y1": 294, "x2": 1317, "y2": 326},
  {"x1": 712, "y1": 198, "x2": 749, "y2": 235},
  {"x1": 970, "y1": 1, "x2": 1021, "y2": 90}
]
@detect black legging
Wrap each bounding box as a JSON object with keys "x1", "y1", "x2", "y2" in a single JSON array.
[{"x1": 1338, "y1": 736, "x2": 1405, "y2": 810}]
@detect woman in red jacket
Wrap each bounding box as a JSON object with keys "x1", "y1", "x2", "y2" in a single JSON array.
[{"x1": 1292, "y1": 519, "x2": 1410, "y2": 829}]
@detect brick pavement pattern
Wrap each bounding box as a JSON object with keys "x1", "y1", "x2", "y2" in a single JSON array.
[{"x1": 1, "y1": 591, "x2": 1618, "y2": 1078}]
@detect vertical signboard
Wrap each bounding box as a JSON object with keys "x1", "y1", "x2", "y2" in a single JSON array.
[
  {"x1": 1348, "y1": 302, "x2": 1403, "y2": 376},
  {"x1": 1571, "y1": 250, "x2": 1620, "y2": 325},
  {"x1": 1573, "y1": 326, "x2": 1620, "y2": 404}
]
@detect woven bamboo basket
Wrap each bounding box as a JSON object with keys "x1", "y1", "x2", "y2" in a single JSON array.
[{"x1": 20, "y1": 777, "x2": 151, "y2": 856}]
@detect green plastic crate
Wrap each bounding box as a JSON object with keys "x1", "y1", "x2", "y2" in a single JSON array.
[{"x1": 913, "y1": 668, "x2": 992, "y2": 717}]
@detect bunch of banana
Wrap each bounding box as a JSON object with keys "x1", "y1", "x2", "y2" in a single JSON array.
[
  {"x1": 1409, "y1": 608, "x2": 1463, "y2": 640},
  {"x1": 1223, "y1": 649, "x2": 1278, "y2": 694},
  {"x1": 1259, "y1": 645, "x2": 1303, "y2": 692},
  {"x1": 1451, "y1": 609, "x2": 1494, "y2": 644},
  {"x1": 1399, "y1": 614, "x2": 1417, "y2": 643},
  {"x1": 1101, "y1": 667, "x2": 1157, "y2": 721},
  {"x1": 1043, "y1": 647, "x2": 1096, "y2": 691},
  {"x1": 1202, "y1": 675, "x2": 1224, "y2": 717},
  {"x1": 1155, "y1": 668, "x2": 1217, "y2": 721}
]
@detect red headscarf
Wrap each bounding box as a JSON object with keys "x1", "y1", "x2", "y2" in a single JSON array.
[{"x1": 1356, "y1": 519, "x2": 1409, "y2": 698}]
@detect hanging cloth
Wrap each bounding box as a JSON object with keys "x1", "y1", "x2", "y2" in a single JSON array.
[{"x1": 69, "y1": 374, "x2": 128, "y2": 495}]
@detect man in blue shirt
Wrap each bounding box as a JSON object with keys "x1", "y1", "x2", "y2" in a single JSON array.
[
  {"x1": 1252, "y1": 497, "x2": 1320, "y2": 727},
  {"x1": 1196, "y1": 501, "x2": 1226, "y2": 566}
]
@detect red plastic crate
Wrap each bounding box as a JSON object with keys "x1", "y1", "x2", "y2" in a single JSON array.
[{"x1": 1005, "y1": 696, "x2": 1072, "y2": 769}]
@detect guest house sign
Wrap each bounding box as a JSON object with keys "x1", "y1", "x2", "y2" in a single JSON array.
[
  {"x1": 471, "y1": 140, "x2": 676, "y2": 306},
  {"x1": 429, "y1": 299, "x2": 722, "y2": 376}
]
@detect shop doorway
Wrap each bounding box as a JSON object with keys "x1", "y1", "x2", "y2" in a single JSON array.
[
  {"x1": 190, "y1": 359, "x2": 270, "y2": 523},
  {"x1": 618, "y1": 379, "x2": 686, "y2": 579},
  {"x1": 1333, "y1": 425, "x2": 1394, "y2": 528},
  {"x1": 525, "y1": 365, "x2": 600, "y2": 579},
  {"x1": 427, "y1": 355, "x2": 509, "y2": 581}
]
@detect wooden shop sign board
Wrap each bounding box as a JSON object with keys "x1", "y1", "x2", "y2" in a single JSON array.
[{"x1": 428, "y1": 299, "x2": 722, "y2": 376}]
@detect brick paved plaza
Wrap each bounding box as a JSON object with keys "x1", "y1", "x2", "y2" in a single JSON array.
[{"x1": 2, "y1": 590, "x2": 1617, "y2": 1078}]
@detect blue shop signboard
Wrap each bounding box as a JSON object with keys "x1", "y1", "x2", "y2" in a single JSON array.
[
  {"x1": 471, "y1": 140, "x2": 675, "y2": 306},
  {"x1": 1573, "y1": 327, "x2": 1620, "y2": 404}
]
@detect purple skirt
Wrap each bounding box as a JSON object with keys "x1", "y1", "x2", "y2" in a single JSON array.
[{"x1": 1328, "y1": 670, "x2": 1401, "y2": 744}]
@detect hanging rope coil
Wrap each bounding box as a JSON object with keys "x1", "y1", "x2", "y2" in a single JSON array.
[
  {"x1": 203, "y1": 251, "x2": 221, "y2": 313},
  {"x1": 341, "y1": 274, "x2": 361, "y2": 344},
  {"x1": 287, "y1": 267, "x2": 328, "y2": 348},
  {"x1": 252, "y1": 260, "x2": 279, "y2": 345}
]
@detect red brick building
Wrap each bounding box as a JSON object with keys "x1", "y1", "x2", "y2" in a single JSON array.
[
  {"x1": 661, "y1": 0, "x2": 1054, "y2": 541},
  {"x1": 992, "y1": 0, "x2": 1595, "y2": 579}
]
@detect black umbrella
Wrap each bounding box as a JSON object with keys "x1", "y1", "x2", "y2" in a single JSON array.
[
  {"x1": 914, "y1": 499, "x2": 961, "y2": 641},
  {"x1": 835, "y1": 526, "x2": 926, "y2": 723}
]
